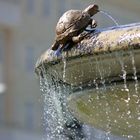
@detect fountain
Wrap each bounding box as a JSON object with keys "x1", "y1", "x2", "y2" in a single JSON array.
[{"x1": 35, "y1": 22, "x2": 140, "y2": 140}]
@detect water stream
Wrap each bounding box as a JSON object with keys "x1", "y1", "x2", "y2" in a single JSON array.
[
  {"x1": 62, "y1": 55, "x2": 67, "y2": 83},
  {"x1": 40, "y1": 65, "x2": 65, "y2": 139},
  {"x1": 130, "y1": 51, "x2": 139, "y2": 95},
  {"x1": 39, "y1": 64, "x2": 85, "y2": 140},
  {"x1": 115, "y1": 52, "x2": 131, "y2": 104},
  {"x1": 100, "y1": 10, "x2": 119, "y2": 26}
]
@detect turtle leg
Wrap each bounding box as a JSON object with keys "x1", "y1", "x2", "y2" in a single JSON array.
[
  {"x1": 51, "y1": 40, "x2": 60, "y2": 51},
  {"x1": 72, "y1": 32, "x2": 90, "y2": 43},
  {"x1": 91, "y1": 19, "x2": 97, "y2": 28},
  {"x1": 54, "y1": 43, "x2": 69, "y2": 53},
  {"x1": 54, "y1": 45, "x2": 63, "y2": 56}
]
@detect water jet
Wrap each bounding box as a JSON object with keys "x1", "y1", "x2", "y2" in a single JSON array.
[{"x1": 35, "y1": 22, "x2": 140, "y2": 139}]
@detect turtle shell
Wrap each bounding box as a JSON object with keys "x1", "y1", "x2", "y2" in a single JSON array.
[{"x1": 56, "y1": 10, "x2": 91, "y2": 38}]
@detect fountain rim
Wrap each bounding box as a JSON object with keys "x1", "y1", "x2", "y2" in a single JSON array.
[{"x1": 35, "y1": 22, "x2": 140, "y2": 74}]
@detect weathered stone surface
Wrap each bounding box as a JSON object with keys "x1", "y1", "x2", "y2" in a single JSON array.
[
  {"x1": 35, "y1": 23, "x2": 140, "y2": 86},
  {"x1": 35, "y1": 23, "x2": 140, "y2": 139}
]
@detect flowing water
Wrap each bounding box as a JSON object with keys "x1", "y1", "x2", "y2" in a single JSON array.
[
  {"x1": 39, "y1": 62, "x2": 128, "y2": 140},
  {"x1": 40, "y1": 67, "x2": 64, "y2": 139},
  {"x1": 39, "y1": 64, "x2": 85, "y2": 140},
  {"x1": 115, "y1": 52, "x2": 131, "y2": 104},
  {"x1": 130, "y1": 51, "x2": 139, "y2": 95},
  {"x1": 62, "y1": 55, "x2": 67, "y2": 83},
  {"x1": 100, "y1": 10, "x2": 119, "y2": 26},
  {"x1": 39, "y1": 51, "x2": 140, "y2": 140}
]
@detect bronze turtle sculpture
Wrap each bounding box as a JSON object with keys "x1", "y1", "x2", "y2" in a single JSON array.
[{"x1": 51, "y1": 4, "x2": 99, "y2": 51}]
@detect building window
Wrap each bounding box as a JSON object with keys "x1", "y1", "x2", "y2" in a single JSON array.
[
  {"x1": 42, "y1": 0, "x2": 50, "y2": 17},
  {"x1": 27, "y1": 0, "x2": 34, "y2": 14}
]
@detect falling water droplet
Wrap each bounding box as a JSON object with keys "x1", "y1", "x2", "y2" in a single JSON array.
[
  {"x1": 115, "y1": 52, "x2": 130, "y2": 95},
  {"x1": 130, "y1": 51, "x2": 139, "y2": 94},
  {"x1": 95, "y1": 58, "x2": 106, "y2": 90},
  {"x1": 62, "y1": 55, "x2": 67, "y2": 83}
]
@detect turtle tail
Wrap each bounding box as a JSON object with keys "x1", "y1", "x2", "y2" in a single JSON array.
[{"x1": 51, "y1": 40, "x2": 60, "y2": 51}]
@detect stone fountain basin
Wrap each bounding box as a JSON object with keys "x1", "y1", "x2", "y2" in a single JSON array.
[
  {"x1": 35, "y1": 23, "x2": 140, "y2": 139},
  {"x1": 35, "y1": 23, "x2": 140, "y2": 86},
  {"x1": 67, "y1": 82, "x2": 140, "y2": 139}
]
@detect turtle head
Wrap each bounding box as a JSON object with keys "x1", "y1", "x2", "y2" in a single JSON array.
[{"x1": 83, "y1": 4, "x2": 99, "y2": 16}]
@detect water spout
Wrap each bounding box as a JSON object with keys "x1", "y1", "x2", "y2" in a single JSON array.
[{"x1": 100, "y1": 10, "x2": 119, "y2": 26}]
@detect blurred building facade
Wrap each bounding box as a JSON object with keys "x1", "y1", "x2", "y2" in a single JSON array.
[{"x1": 0, "y1": 0, "x2": 139, "y2": 138}]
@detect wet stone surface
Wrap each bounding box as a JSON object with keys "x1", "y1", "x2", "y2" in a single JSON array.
[{"x1": 35, "y1": 23, "x2": 140, "y2": 140}]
